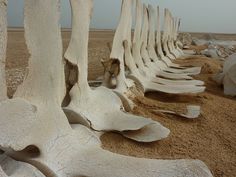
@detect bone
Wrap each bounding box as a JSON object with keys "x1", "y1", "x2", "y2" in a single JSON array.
[
  {"x1": 0, "y1": 0, "x2": 7, "y2": 101},
  {"x1": 0, "y1": 1, "x2": 213, "y2": 176},
  {"x1": 145, "y1": 5, "x2": 201, "y2": 75},
  {"x1": 0, "y1": 154, "x2": 45, "y2": 177},
  {"x1": 63, "y1": 0, "x2": 170, "y2": 142},
  {"x1": 213, "y1": 53, "x2": 236, "y2": 96},
  {"x1": 132, "y1": 2, "x2": 193, "y2": 80},
  {"x1": 162, "y1": 8, "x2": 176, "y2": 60},
  {"x1": 124, "y1": 2, "x2": 205, "y2": 93},
  {"x1": 124, "y1": 40, "x2": 205, "y2": 94},
  {"x1": 154, "y1": 105, "x2": 201, "y2": 119}
]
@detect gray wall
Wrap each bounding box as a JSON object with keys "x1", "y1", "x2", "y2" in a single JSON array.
[{"x1": 7, "y1": 0, "x2": 236, "y2": 33}]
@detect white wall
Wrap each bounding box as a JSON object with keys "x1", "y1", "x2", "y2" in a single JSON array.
[{"x1": 7, "y1": 0, "x2": 236, "y2": 33}]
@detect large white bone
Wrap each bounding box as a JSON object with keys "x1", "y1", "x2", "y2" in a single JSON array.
[
  {"x1": 0, "y1": 99, "x2": 213, "y2": 177},
  {"x1": 124, "y1": 41, "x2": 205, "y2": 94},
  {"x1": 154, "y1": 105, "x2": 201, "y2": 119},
  {"x1": 126, "y1": 2, "x2": 205, "y2": 93},
  {"x1": 168, "y1": 11, "x2": 188, "y2": 59},
  {"x1": 174, "y1": 18, "x2": 185, "y2": 56},
  {"x1": 64, "y1": 0, "x2": 169, "y2": 142},
  {"x1": 213, "y1": 53, "x2": 236, "y2": 96},
  {"x1": 144, "y1": 5, "x2": 202, "y2": 76},
  {"x1": 0, "y1": 154, "x2": 45, "y2": 177},
  {"x1": 0, "y1": 1, "x2": 213, "y2": 176},
  {"x1": 0, "y1": 0, "x2": 7, "y2": 101},
  {"x1": 156, "y1": 6, "x2": 180, "y2": 67},
  {"x1": 132, "y1": 1, "x2": 196, "y2": 80},
  {"x1": 167, "y1": 10, "x2": 180, "y2": 57}
]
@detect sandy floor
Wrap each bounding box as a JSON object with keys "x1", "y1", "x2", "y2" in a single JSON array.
[{"x1": 6, "y1": 30, "x2": 236, "y2": 177}]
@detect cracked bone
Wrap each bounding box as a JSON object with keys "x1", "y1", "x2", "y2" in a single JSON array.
[
  {"x1": 63, "y1": 0, "x2": 170, "y2": 142},
  {"x1": 0, "y1": 0, "x2": 7, "y2": 101},
  {"x1": 213, "y1": 53, "x2": 236, "y2": 96},
  {"x1": 0, "y1": 0, "x2": 213, "y2": 176}
]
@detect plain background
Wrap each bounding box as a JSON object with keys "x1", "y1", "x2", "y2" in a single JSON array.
[{"x1": 7, "y1": 0, "x2": 236, "y2": 33}]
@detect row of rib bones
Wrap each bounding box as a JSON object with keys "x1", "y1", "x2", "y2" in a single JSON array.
[{"x1": 0, "y1": 0, "x2": 213, "y2": 176}]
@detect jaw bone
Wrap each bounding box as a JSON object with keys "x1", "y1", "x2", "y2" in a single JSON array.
[
  {"x1": 213, "y1": 53, "x2": 236, "y2": 96},
  {"x1": 0, "y1": 0, "x2": 213, "y2": 176},
  {"x1": 63, "y1": 0, "x2": 170, "y2": 142},
  {"x1": 0, "y1": 0, "x2": 7, "y2": 101}
]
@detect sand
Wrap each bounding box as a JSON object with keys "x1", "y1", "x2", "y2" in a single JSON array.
[{"x1": 6, "y1": 30, "x2": 236, "y2": 177}]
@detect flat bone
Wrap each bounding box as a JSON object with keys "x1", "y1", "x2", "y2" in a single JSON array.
[
  {"x1": 154, "y1": 105, "x2": 201, "y2": 119},
  {"x1": 162, "y1": 8, "x2": 176, "y2": 60},
  {"x1": 63, "y1": 0, "x2": 170, "y2": 142}
]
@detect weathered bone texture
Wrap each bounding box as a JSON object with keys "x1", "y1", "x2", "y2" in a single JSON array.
[
  {"x1": 64, "y1": 0, "x2": 170, "y2": 142},
  {"x1": 124, "y1": 40, "x2": 205, "y2": 94},
  {"x1": 144, "y1": 5, "x2": 202, "y2": 76},
  {"x1": 154, "y1": 105, "x2": 201, "y2": 119},
  {"x1": 0, "y1": 0, "x2": 213, "y2": 176},
  {"x1": 0, "y1": 0, "x2": 7, "y2": 101},
  {"x1": 136, "y1": 3, "x2": 198, "y2": 79},
  {"x1": 156, "y1": 7, "x2": 185, "y2": 67},
  {"x1": 147, "y1": 4, "x2": 203, "y2": 80},
  {"x1": 106, "y1": 0, "x2": 138, "y2": 110},
  {"x1": 0, "y1": 154, "x2": 45, "y2": 177},
  {"x1": 162, "y1": 8, "x2": 176, "y2": 60},
  {"x1": 123, "y1": 1, "x2": 205, "y2": 94},
  {"x1": 214, "y1": 53, "x2": 236, "y2": 96}
]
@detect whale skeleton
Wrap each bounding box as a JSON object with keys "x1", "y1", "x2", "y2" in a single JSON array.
[{"x1": 0, "y1": 0, "x2": 213, "y2": 176}]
